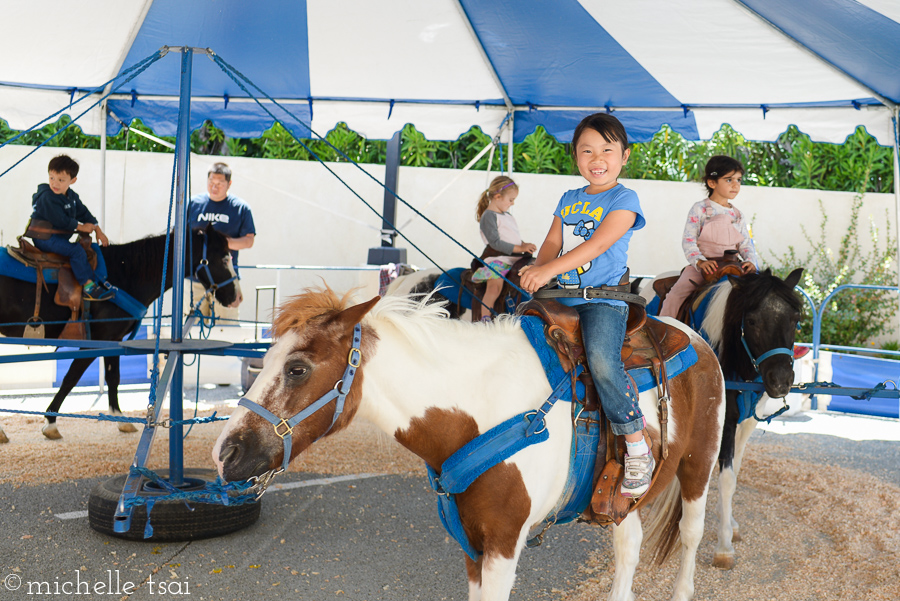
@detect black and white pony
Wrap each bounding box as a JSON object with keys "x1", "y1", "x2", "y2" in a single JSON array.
[
  {"x1": 651, "y1": 268, "x2": 804, "y2": 568},
  {"x1": 0, "y1": 226, "x2": 241, "y2": 440}
]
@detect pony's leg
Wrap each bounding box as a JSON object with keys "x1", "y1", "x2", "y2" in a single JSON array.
[
  {"x1": 609, "y1": 510, "x2": 642, "y2": 601},
  {"x1": 105, "y1": 357, "x2": 136, "y2": 433},
  {"x1": 727, "y1": 418, "x2": 758, "y2": 542},
  {"x1": 42, "y1": 357, "x2": 97, "y2": 439},
  {"x1": 670, "y1": 490, "x2": 709, "y2": 601},
  {"x1": 479, "y1": 550, "x2": 522, "y2": 601},
  {"x1": 465, "y1": 555, "x2": 483, "y2": 601}
]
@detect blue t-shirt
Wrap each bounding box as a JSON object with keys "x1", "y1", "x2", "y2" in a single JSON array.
[
  {"x1": 553, "y1": 184, "x2": 645, "y2": 306},
  {"x1": 187, "y1": 193, "x2": 256, "y2": 266}
]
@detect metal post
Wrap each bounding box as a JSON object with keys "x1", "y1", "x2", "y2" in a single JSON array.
[
  {"x1": 168, "y1": 48, "x2": 194, "y2": 486},
  {"x1": 892, "y1": 106, "x2": 900, "y2": 339},
  {"x1": 367, "y1": 130, "x2": 406, "y2": 264}
]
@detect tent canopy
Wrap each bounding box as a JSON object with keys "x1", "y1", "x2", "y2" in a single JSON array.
[{"x1": 1, "y1": 0, "x2": 898, "y2": 144}]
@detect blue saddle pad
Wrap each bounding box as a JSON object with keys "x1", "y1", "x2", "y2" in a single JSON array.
[
  {"x1": 434, "y1": 267, "x2": 476, "y2": 310},
  {"x1": 0, "y1": 244, "x2": 108, "y2": 284},
  {"x1": 520, "y1": 315, "x2": 697, "y2": 395}
]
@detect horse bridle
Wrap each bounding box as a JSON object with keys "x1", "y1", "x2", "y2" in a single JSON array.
[
  {"x1": 740, "y1": 317, "x2": 794, "y2": 372},
  {"x1": 194, "y1": 230, "x2": 240, "y2": 294},
  {"x1": 236, "y1": 323, "x2": 362, "y2": 498}
]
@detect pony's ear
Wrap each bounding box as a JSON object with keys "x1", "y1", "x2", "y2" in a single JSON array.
[
  {"x1": 761, "y1": 267, "x2": 772, "y2": 277},
  {"x1": 784, "y1": 268, "x2": 804, "y2": 289},
  {"x1": 335, "y1": 296, "x2": 380, "y2": 327},
  {"x1": 727, "y1": 275, "x2": 741, "y2": 288}
]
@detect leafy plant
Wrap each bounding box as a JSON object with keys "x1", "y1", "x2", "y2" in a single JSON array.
[{"x1": 768, "y1": 190, "x2": 897, "y2": 348}]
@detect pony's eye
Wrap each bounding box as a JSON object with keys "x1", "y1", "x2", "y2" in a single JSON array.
[{"x1": 286, "y1": 364, "x2": 309, "y2": 378}]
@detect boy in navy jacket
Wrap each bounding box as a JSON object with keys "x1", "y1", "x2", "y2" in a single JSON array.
[{"x1": 29, "y1": 154, "x2": 113, "y2": 301}]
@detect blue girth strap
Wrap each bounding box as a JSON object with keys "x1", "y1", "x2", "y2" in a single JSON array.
[{"x1": 238, "y1": 323, "x2": 362, "y2": 476}]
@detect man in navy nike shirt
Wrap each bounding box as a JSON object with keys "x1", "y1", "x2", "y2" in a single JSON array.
[{"x1": 187, "y1": 162, "x2": 255, "y2": 319}]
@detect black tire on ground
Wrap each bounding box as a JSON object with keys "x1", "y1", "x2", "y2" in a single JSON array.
[{"x1": 88, "y1": 468, "x2": 261, "y2": 541}]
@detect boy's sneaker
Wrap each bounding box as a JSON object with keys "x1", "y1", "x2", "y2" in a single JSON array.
[
  {"x1": 83, "y1": 280, "x2": 116, "y2": 302},
  {"x1": 621, "y1": 452, "x2": 655, "y2": 498}
]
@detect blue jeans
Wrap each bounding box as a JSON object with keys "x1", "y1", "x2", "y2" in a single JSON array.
[
  {"x1": 576, "y1": 302, "x2": 644, "y2": 436},
  {"x1": 33, "y1": 234, "x2": 94, "y2": 284}
]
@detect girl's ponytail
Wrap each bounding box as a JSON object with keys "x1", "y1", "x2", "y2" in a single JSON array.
[{"x1": 476, "y1": 175, "x2": 518, "y2": 221}]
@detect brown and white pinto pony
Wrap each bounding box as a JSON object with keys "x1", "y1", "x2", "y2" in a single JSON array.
[{"x1": 213, "y1": 287, "x2": 725, "y2": 601}]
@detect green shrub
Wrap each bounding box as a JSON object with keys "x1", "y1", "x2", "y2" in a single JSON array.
[{"x1": 768, "y1": 192, "x2": 897, "y2": 348}]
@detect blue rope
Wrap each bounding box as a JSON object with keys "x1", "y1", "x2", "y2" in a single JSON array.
[
  {"x1": 0, "y1": 406, "x2": 226, "y2": 426},
  {"x1": 0, "y1": 50, "x2": 166, "y2": 181},
  {"x1": 210, "y1": 55, "x2": 528, "y2": 309}
]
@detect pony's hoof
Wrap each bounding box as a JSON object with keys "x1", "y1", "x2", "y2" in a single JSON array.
[
  {"x1": 0, "y1": 427, "x2": 8, "y2": 444},
  {"x1": 712, "y1": 553, "x2": 735, "y2": 570},
  {"x1": 42, "y1": 422, "x2": 62, "y2": 440},
  {"x1": 113, "y1": 413, "x2": 138, "y2": 433}
]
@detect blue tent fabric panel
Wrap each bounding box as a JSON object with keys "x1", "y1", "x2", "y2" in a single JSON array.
[
  {"x1": 54, "y1": 326, "x2": 150, "y2": 388},
  {"x1": 459, "y1": 0, "x2": 680, "y2": 108},
  {"x1": 119, "y1": 0, "x2": 311, "y2": 100},
  {"x1": 826, "y1": 353, "x2": 900, "y2": 418},
  {"x1": 514, "y1": 109, "x2": 700, "y2": 143},
  {"x1": 106, "y1": 98, "x2": 312, "y2": 138},
  {"x1": 739, "y1": 0, "x2": 900, "y2": 104}
]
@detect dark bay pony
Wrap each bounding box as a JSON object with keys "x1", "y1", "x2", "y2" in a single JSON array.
[
  {"x1": 659, "y1": 268, "x2": 804, "y2": 569},
  {"x1": 0, "y1": 225, "x2": 241, "y2": 440},
  {"x1": 214, "y1": 287, "x2": 725, "y2": 601}
]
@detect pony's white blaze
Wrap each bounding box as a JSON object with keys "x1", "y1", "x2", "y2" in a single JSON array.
[
  {"x1": 225, "y1": 255, "x2": 243, "y2": 307},
  {"x1": 211, "y1": 331, "x2": 300, "y2": 474}
]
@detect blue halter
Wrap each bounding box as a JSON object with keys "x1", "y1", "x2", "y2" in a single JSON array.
[
  {"x1": 237, "y1": 323, "x2": 362, "y2": 493},
  {"x1": 194, "y1": 230, "x2": 240, "y2": 293},
  {"x1": 740, "y1": 317, "x2": 794, "y2": 372},
  {"x1": 737, "y1": 317, "x2": 794, "y2": 423}
]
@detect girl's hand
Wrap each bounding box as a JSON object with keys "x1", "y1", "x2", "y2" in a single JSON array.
[
  {"x1": 519, "y1": 264, "x2": 554, "y2": 293},
  {"x1": 740, "y1": 261, "x2": 756, "y2": 274},
  {"x1": 515, "y1": 242, "x2": 537, "y2": 254},
  {"x1": 696, "y1": 260, "x2": 717, "y2": 276}
]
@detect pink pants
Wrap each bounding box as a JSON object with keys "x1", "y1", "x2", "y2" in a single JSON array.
[{"x1": 659, "y1": 265, "x2": 705, "y2": 318}]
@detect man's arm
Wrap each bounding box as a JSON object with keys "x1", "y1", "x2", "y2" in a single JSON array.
[{"x1": 227, "y1": 233, "x2": 255, "y2": 251}]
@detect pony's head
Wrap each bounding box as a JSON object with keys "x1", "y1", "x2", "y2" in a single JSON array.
[
  {"x1": 719, "y1": 268, "x2": 804, "y2": 397},
  {"x1": 213, "y1": 286, "x2": 379, "y2": 482},
  {"x1": 190, "y1": 225, "x2": 243, "y2": 308}
]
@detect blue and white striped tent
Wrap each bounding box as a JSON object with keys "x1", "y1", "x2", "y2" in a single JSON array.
[{"x1": 0, "y1": 0, "x2": 898, "y2": 149}]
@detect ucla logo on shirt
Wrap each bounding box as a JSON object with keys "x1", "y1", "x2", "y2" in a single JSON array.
[
  {"x1": 197, "y1": 213, "x2": 230, "y2": 224},
  {"x1": 560, "y1": 201, "x2": 604, "y2": 221}
]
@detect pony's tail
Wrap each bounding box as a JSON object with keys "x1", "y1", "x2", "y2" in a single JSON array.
[{"x1": 642, "y1": 477, "x2": 683, "y2": 565}]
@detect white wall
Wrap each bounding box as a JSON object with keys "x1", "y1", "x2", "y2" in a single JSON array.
[{"x1": 2, "y1": 144, "x2": 896, "y2": 315}]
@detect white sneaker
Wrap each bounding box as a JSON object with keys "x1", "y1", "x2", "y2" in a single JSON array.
[{"x1": 621, "y1": 452, "x2": 654, "y2": 498}]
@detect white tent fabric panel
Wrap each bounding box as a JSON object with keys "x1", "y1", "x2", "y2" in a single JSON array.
[
  {"x1": 307, "y1": 0, "x2": 503, "y2": 104},
  {"x1": 0, "y1": 1, "x2": 152, "y2": 88},
  {"x1": 590, "y1": 0, "x2": 873, "y2": 105}
]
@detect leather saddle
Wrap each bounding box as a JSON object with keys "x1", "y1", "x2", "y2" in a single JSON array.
[
  {"x1": 461, "y1": 246, "x2": 534, "y2": 321},
  {"x1": 654, "y1": 251, "x2": 744, "y2": 324},
  {"x1": 7, "y1": 224, "x2": 97, "y2": 340},
  {"x1": 517, "y1": 297, "x2": 691, "y2": 525}
]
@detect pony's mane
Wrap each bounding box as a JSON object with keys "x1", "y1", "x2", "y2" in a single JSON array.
[
  {"x1": 272, "y1": 285, "x2": 519, "y2": 352},
  {"x1": 272, "y1": 286, "x2": 358, "y2": 336},
  {"x1": 699, "y1": 281, "x2": 732, "y2": 352}
]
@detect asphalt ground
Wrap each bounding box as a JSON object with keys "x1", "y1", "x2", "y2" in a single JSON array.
[{"x1": 1, "y1": 385, "x2": 898, "y2": 601}]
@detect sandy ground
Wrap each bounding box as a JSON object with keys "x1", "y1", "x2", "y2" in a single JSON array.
[{"x1": 1, "y1": 391, "x2": 898, "y2": 601}]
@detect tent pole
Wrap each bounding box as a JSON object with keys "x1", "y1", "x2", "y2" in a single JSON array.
[
  {"x1": 893, "y1": 106, "x2": 900, "y2": 337},
  {"x1": 507, "y1": 113, "x2": 514, "y2": 175},
  {"x1": 168, "y1": 48, "x2": 194, "y2": 486}
]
